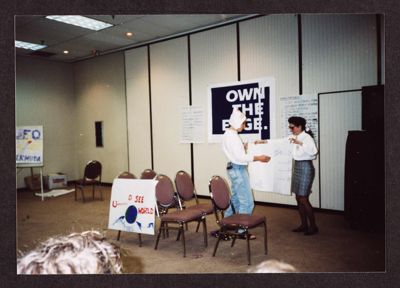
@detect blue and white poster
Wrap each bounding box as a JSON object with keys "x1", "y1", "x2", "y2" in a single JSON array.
[
  {"x1": 208, "y1": 78, "x2": 276, "y2": 143},
  {"x1": 16, "y1": 125, "x2": 43, "y2": 166},
  {"x1": 108, "y1": 179, "x2": 157, "y2": 235}
]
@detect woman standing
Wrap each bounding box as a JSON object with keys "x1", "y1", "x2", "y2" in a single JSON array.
[{"x1": 288, "y1": 116, "x2": 319, "y2": 235}]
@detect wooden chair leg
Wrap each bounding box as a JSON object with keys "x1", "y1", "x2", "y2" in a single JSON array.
[
  {"x1": 117, "y1": 230, "x2": 121, "y2": 241},
  {"x1": 92, "y1": 184, "x2": 95, "y2": 200}
]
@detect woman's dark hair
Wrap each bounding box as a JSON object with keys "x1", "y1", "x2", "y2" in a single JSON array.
[{"x1": 288, "y1": 116, "x2": 314, "y2": 138}]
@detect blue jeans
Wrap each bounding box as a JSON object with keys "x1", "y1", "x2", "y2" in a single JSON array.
[{"x1": 225, "y1": 163, "x2": 254, "y2": 218}]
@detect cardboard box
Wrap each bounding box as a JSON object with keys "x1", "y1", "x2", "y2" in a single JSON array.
[
  {"x1": 45, "y1": 173, "x2": 67, "y2": 189},
  {"x1": 24, "y1": 174, "x2": 42, "y2": 190}
]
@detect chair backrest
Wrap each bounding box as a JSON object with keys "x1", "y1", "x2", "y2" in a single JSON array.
[
  {"x1": 84, "y1": 160, "x2": 102, "y2": 180},
  {"x1": 155, "y1": 174, "x2": 176, "y2": 208},
  {"x1": 209, "y1": 175, "x2": 231, "y2": 211},
  {"x1": 175, "y1": 170, "x2": 196, "y2": 202},
  {"x1": 140, "y1": 169, "x2": 157, "y2": 179},
  {"x1": 117, "y1": 171, "x2": 136, "y2": 179}
]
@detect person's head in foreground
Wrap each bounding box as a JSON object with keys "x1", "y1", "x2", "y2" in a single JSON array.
[
  {"x1": 248, "y1": 259, "x2": 297, "y2": 273},
  {"x1": 17, "y1": 230, "x2": 122, "y2": 274}
]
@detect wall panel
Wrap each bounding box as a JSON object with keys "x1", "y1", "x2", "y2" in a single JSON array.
[
  {"x1": 302, "y1": 14, "x2": 377, "y2": 93},
  {"x1": 319, "y1": 91, "x2": 362, "y2": 210},
  {"x1": 150, "y1": 37, "x2": 191, "y2": 178},
  {"x1": 240, "y1": 14, "x2": 306, "y2": 206},
  {"x1": 125, "y1": 47, "x2": 152, "y2": 177},
  {"x1": 191, "y1": 24, "x2": 238, "y2": 196},
  {"x1": 73, "y1": 52, "x2": 128, "y2": 182}
]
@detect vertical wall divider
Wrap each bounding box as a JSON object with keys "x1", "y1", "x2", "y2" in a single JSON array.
[
  {"x1": 236, "y1": 22, "x2": 241, "y2": 81},
  {"x1": 376, "y1": 14, "x2": 382, "y2": 85},
  {"x1": 123, "y1": 52, "x2": 130, "y2": 172},
  {"x1": 187, "y1": 35, "x2": 195, "y2": 183},
  {"x1": 147, "y1": 45, "x2": 154, "y2": 170}
]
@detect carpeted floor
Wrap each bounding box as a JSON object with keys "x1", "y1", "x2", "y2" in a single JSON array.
[{"x1": 16, "y1": 186, "x2": 385, "y2": 273}]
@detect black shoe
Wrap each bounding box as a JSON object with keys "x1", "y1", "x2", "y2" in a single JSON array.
[
  {"x1": 211, "y1": 230, "x2": 231, "y2": 241},
  {"x1": 292, "y1": 225, "x2": 308, "y2": 232},
  {"x1": 304, "y1": 226, "x2": 319, "y2": 236}
]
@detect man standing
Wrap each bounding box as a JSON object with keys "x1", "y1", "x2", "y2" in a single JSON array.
[{"x1": 221, "y1": 108, "x2": 270, "y2": 239}]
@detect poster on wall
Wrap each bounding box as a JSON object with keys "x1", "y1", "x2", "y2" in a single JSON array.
[
  {"x1": 16, "y1": 125, "x2": 43, "y2": 166},
  {"x1": 247, "y1": 140, "x2": 293, "y2": 195},
  {"x1": 208, "y1": 78, "x2": 276, "y2": 143},
  {"x1": 180, "y1": 106, "x2": 205, "y2": 143},
  {"x1": 108, "y1": 179, "x2": 157, "y2": 235},
  {"x1": 280, "y1": 94, "x2": 318, "y2": 144}
]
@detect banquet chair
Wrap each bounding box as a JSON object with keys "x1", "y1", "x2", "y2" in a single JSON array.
[
  {"x1": 74, "y1": 160, "x2": 102, "y2": 203},
  {"x1": 154, "y1": 174, "x2": 207, "y2": 257},
  {"x1": 140, "y1": 168, "x2": 157, "y2": 180},
  {"x1": 175, "y1": 170, "x2": 213, "y2": 232},
  {"x1": 208, "y1": 175, "x2": 268, "y2": 265}
]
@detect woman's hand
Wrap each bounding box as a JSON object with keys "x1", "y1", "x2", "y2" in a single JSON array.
[
  {"x1": 289, "y1": 138, "x2": 303, "y2": 145},
  {"x1": 254, "y1": 140, "x2": 268, "y2": 145}
]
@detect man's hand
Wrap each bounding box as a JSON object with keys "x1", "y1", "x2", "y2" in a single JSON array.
[{"x1": 254, "y1": 155, "x2": 271, "y2": 163}]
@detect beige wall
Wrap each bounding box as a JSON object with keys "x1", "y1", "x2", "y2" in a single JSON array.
[
  {"x1": 73, "y1": 52, "x2": 128, "y2": 183},
  {"x1": 16, "y1": 56, "x2": 76, "y2": 188}
]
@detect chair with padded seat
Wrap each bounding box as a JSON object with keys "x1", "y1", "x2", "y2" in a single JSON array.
[
  {"x1": 154, "y1": 174, "x2": 207, "y2": 257},
  {"x1": 74, "y1": 160, "x2": 102, "y2": 203},
  {"x1": 140, "y1": 168, "x2": 157, "y2": 180},
  {"x1": 175, "y1": 170, "x2": 213, "y2": 232},
  {"x1": 208, "y1": 175, "x2": 268, "y2": 265},
  {"x1": 115, "y1": 171, "x2": 143, "y2": 247}
]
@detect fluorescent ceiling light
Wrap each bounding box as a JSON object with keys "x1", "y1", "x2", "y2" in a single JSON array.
[
  {"x1": 15, "y1": 40, "x2": 47, "y2": 51},
  {"x1": 46, "y1": 15, "x2": 113, "y2": 31}
]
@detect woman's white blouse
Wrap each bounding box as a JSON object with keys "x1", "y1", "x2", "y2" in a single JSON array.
[{"x1": 291, "y1": 131, "x2": 318, "y2": 160}]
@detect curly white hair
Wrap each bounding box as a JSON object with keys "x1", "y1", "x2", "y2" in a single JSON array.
[{"x1": 17, "y1": 230, "x2": 122, "y2": 274}]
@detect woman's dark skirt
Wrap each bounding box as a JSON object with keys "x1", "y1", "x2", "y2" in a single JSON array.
[{"x1": 291, "y1": 160, "x2": 315, "y2": 196}]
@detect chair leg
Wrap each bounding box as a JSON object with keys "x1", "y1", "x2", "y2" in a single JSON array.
[
  {"x1": 92, "y1": 184, "x2": 95, "y2": 200},
  {"x1": 176, "y1": 229, "x2": 181, "y2": 241},
  {"x1": 117, "y1": 230, "x2": 121, "y2": 241},
  {"x1": 202, "y1": 218, "x2": 208, "y2": 247},
  {"x1": 81, "y1": 186, "x2": 85, "y2": 203},
  {"x1": 138, "y1": 233, "x2": 142, "y2": 247},
  {"x1": 99, "y1": 184, "x2": 103, "y2": 201},
  {"x1": 155, "y1": 221, "x2": 164, "y2": 250},
  {"x1": 180, "y1": 224, "x2": 186, "y2": 257},
  {"x1": 74, "y1": 183, "x2": 77, "y2": 201},
  {"x1": 264, "y1": 221, "x2": 268, "y2": 255},
  {"x1": 212, "y1": 229, "x2": 222, "y2": 257},
  {"x1": 195, "y1": 221, "x2": 201, "y2": 232},
  {"x1": 231, "y1": 236, "x2": 236, "y2": 247},
  {"x1": 246, "y1": 232, "x2": 251, "y2": 265}
]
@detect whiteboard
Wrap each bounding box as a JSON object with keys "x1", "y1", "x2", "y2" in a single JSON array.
[{"x1": 16, "y1": 126, "x2": 43, "y2": 167}]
